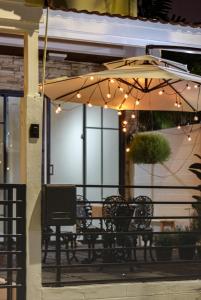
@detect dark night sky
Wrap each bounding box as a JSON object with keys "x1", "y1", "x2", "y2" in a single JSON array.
[{"x1": 171, "y1": 0, "x2": 201, "y2": 23}]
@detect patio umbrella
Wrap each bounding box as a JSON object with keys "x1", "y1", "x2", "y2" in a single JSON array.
[{"x1": 43, "y1": 55, "x2": 201, "y2": 112}]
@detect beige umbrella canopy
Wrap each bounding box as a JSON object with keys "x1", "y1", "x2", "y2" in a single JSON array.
[{"x1": 43, "y1": 55, "x2": 201, "y2": 112}]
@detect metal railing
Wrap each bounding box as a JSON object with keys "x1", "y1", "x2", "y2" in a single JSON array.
[
  {"x1": 0, "y1": 184, "x2": 26, "y2": 300},
  {"x1": 42, "y1": 185, "x2": 201, "y2": 286}
]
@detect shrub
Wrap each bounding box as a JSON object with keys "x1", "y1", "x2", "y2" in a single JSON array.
[{"x1": 129, "y1": 133, "x2": 171, "y2": 164}]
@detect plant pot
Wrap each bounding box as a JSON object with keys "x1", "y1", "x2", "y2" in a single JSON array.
[
  {"x1": 155, "y1": 247, "x2": 173, "y2": 261},
  {"x1": 178, "y1": 245, "x2": 196, "y2": 260}
]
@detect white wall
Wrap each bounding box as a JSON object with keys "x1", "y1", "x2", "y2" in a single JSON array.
[{"x1": 133, "y1": 124, "x2": 201, "y2": 228}]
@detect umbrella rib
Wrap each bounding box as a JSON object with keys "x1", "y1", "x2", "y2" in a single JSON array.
[
  {"x1": 147, "y1": 79, "x2": 181, "y2": 92},
  {"x1": 118, "y1": 78, "x2": 143, "y2": 92},
  {"x1": 54, "y1": 78, "x2": 108, "y2": 100},
  {"x1": 163, "y1": 79, "x2": 196, "y2": 112}
]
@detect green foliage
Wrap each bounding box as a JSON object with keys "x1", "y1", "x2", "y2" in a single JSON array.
[
  {"x1": 189, "y1": 154, "x2": 201, "y2": 231},
  {"x1": 129, "y1": 133, "x2": 171, "y2": 164},
  {"x1": 176, "y1": 227, "x2": 198, "y2": 245},
  {"x1": 155, "y1": 233, "x2": 174, "y2": 246}
]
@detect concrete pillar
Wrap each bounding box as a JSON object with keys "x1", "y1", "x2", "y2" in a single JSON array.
[{"x1": 20, "y1": 30, "x2": 43, "y2": 300}]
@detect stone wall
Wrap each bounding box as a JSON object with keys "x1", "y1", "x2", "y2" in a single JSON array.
[{"x1": 0, "y1": 54, "x2": 102, "y2": 91}]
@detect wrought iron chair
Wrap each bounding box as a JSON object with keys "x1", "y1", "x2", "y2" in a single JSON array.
[{"x1": 102, "y1": 195, "x2": 154, "y2": 262}]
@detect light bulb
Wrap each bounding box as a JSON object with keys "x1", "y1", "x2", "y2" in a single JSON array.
[
  {"x1": 55, "y1": 104, "x2": 62, "y2": 114},
  {"x1": 110, "y1": 79, "x2": 115, "y2": 84},
  {"x1": 186, "y1": 84, "x2": 191, "y2": 90},
  {"x1": 131, "y1": 113, "x2": 136, "y2": 119},
  {"x1": 158, "y1": 90, "x2": 164, "y2": 95},
  {"x1": 177, "y1": 125, "x2": 181, "y2": 129},
  {"x1": 194, "y1": 115, "x2": 199, "y2": 121},
  {"x1": 177, "y1": 102, "x2": 181, "y2": 108},
  {"x1": 117, "y1": 111, "x2": 122, "y2": 116},
  {"x1": 126, "y1": 147, "x2": 130, "y2": 153},
  {"x1": 174, "y1": 101, "x2": 178, "y2": 107},
  {"x1": 123, "y1": 120, "x2": 128, "y2": 125},
  {"x1": 87, "y1": 102, "x2": 92, "y2": 107},
  {"x1": 122, "y1": 127, "x2": 127, "y2": 133},
  {"x1": 194, "y1": 84, "x2": 198, "y2": 89},
  {"x1": 104, "y1": 104, "x2": 108, "y2": 109},
  {"x1": 106, "y1": 93, "x2": 111, "y2": 99},
  {"x1": 124, "y1": 93, "x2": 128, "y2": 99},
  {"x1": 135, "y1": 99, "x2": 140, "y2": 106},
  {"x1": 118, "y1": 87, "x2": 124, "y2": 92},
  {"x1": 77, "y1": 92, "x2": 82, "y2": 98},
  {"x1": 90, "y1": 76, "x2": 94, "y2": 80},
  {"x1": 187, "y1": 135, "x2": 192, "y2": 141}
]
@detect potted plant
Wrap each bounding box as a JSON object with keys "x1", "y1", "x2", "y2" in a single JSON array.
[
  {"x1": 176, "y1": 227, "x2": 198, "y2": 260},
  {"x1": 129, "y1": 133, "x2": 171, "y2": 164},
  {"x1": 154, "y1": 233, "x2": 174, "y2": 261}
]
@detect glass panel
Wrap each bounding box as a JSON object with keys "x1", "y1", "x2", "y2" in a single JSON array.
[
  {"x1": 86, "y1": 106, "x2": 101, "y2": 127},
  {"x1": 103, "y1": 108, "x2": 118, "y2": 128},
  {"x1": 7, "y1": 97, "x2": 20, "y2": 183},
  {"x1": 103, "y1": 130, "x2": 119, "y2": 185},
  {"x1": 0, "y1": 97, "x2": 3, "y2": 122},
  {"x1": 0, "y1": 126, "x2": 3, "y2": 183},
  {"x1": 51, "y1": 103, "x2": 83, "y2": 184},
  {"x1": 86, "y1": 128, "x2": 101, "y2": 185}
]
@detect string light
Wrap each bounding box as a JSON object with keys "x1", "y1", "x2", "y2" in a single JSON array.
[
  {"x1": 194, "y1": 115, "x2": 199, "y2": 121},
  {"x1": 124, "y1": 93, "x2": 128, "y2": 99},
  {"x1": 131, "y1": 113, "x2": 136, "y2": 119},
  {"x1": 117, "y1": 111, "x2": 122, "y2": 116},
  {"x1": 55, "y1": 104, "x2": 62, "y2": 114},
  {"x1": 90, "y1": 76, "x2": 94, "y2": 80},
  {"x1": 87, "y1": 102, "x2": 92, "y2": 107},
  {"x1": 76, "y1": 92, "x2": 82, "y2": 98},
  {"x1": 194, "y1": 84, "x2": 198, "y2": 89},
  {"x1": 135, "y1": 99, "x2": 140, "y2": 106},
  {"x1": 187, "y1": 135, "x2": 192, "y2": 141},
  {"x1": 158, "y1": 90, "x2": 164, "y2": 95},
  {"x1": 126, "y1": 147, "x2": 130, "y2": 152},
  {"x1": 106, "y1": 93, "x2": 111, "y2": 99},
  {"x1": 104, "y1": 103, "x2": 108, "y2": 109},
  {"x1": 186, "y1": 84, "x2": 191, "y2": 90},
  {"x1": 177, "y1": 125, "x2": 181, "y2": 129},
  {"x1": 122, "y1": 127, "x2": 127, "y2": 133},
  {"x1": 118, "y1": 86, "x2": 124, "y2": 92},
  {"x1": 123, "y1": 120, "x2": 128, "y2": 125},
  {"x1": 177, "y1": 102, "x2": 181, "y2": 108},
  {"x1": 110, "y1": 79, "x2": 115, "y2": 84}
]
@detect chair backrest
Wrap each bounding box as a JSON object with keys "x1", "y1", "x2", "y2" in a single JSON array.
[
  {"x1": 76, "y1": 195, "x2": 92, "y2": 232},
  {"x1": 102, "y1": 195, "x2": 132, "y2": 232},
  {"x1": 129, "y1": 195, "x2": 154, "y2": 231}
]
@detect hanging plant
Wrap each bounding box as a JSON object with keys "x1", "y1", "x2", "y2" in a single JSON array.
[{"x1": 129, "y1": 133, "x2": 171, "y2": 164}]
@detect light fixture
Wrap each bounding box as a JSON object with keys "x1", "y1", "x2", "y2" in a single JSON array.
[
  {"x1": 194, "y1": 84, "x2": 198, "y2": 89},
  {"x1": 177, "y1": 102, "x2": 182, "y2": 108},
  {"x1": 118, "y1": 86, "x2": 124, "y2": 92},
  {"x1": 131, "y1": 113, "x2": 136, "y2": 119},
  {"x1": 124, "y1": 93, "x2": 128, "y2": 99},
  {"x1": 174, "y1": 101, "x2": 178, "y2": 107},
  {"x1": 123, "y1": 120, "x2": 128, "y2": 125},
  {"x1": 122, "y1": 127, "x2": 127, "y2": 133},
  {"x1": 186, "y1": 84, "x2": 191, "y2": 90},
  {"x1": 126, "y1": 147, "x2": 130, "y2": 152},
  {"x1": 177, "y1": 125, "x2": 181, "y2": 129},
  {"x1": 87, "y1": 102, "x2": 92, "y2": 107},
  {"x1": 194, "y1": 115, "x2": 199, "y2": 121},
  {"x1": 104, "y1": 103, "x2": 108, "y2": 109},
  {"x1": 187, "y1": 135, "x2": 192, "y2": 141},
  {"x1": 135, "y1": 99, "x2": 140, "y2": 106},
  {"x1": 158, "y1": 90, "x2": 164, "y2": 95},
  {"x1": 117, "y1": 111, "x2": 122, "y2": 116},
  {"x1": 110, "y1": 79, "x2": 115, "y2": 84},
  {"x1": 55, "y1": 104, "x2": 62, "y2": 114},
  {"x1": 106, "y1": 93, "x2": 111, "y2": 99},
  {"x1": 76, "y1": 92, "x2": 82, "y2": 98},
  {"x1": 90, "y1": 76, "x2": 94, "y2": 80}
]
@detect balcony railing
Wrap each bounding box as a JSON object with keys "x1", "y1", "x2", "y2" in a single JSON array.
[
  {"x1": 0, "y1": 184, "x2": 26, "y2": 300},
  {"x1": 42, "y1": 185, "x2": 201, "y2": 287}
]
